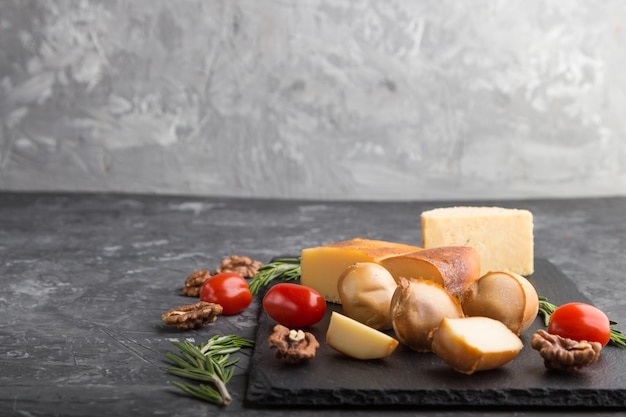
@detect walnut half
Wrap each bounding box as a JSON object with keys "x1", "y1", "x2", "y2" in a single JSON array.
[
  {"x1": 268, "y1": 324, "x2": 320, "y2": 364},
  {"x1": 217, "y1": 255, "x2": 263, "y2": 278},
  {"x1": 181, "y1": 269, "x2": 212, "y2": 297},
  {"x1": 162, "y1": 301, "x2": 223, "y2": 330},
  {"x1": 531, "y1": 329, "x2": 602, "y2": 371}
]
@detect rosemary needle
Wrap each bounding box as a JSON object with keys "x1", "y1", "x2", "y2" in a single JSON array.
[
  {"x1": 248, "y1": 257, "x2": 301, "y2": 295},
  {"x1": 166, "y1": 335, "x2": 255, "y2": 406}
]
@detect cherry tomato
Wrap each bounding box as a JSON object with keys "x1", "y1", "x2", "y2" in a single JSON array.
[
  {"x1": 200, "y1": 272, "x2": 252, "y2": 315},
  {"x1": 262, "y1": 283, "x2": 326, "y2": 328},
  {"x1": 548, "y1": 302, "x2": 611, "y2": 346}
]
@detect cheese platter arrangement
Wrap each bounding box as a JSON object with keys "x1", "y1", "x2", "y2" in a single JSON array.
[
  {"x1": 243, "y1": 207, "x2": 625, "y2": 409},
  {"x1": 245, "y1": 257, "x2": 626, "y2": 409}
]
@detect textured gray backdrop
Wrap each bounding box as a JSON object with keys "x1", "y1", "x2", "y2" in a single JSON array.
[{"x1": 1, "y1": 0, "x2": 625, "y2": 200}]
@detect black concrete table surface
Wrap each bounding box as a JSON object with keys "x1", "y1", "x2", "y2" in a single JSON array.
[{"x1": 1, "y1": 192, "x2": 625, "y2": 417}]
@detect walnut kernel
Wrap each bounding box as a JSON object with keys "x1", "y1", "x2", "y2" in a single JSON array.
[
  {"x1": 268, "y1": 324, "x2": 320, "y2": 364},
  {"x1": 162, "y1": 301, "x2": 223, "y2": 330},
  {"x1": 216, "y1": 255, "x2": 263, "y2": 278},
  {"x1": 182, "y1": 269, "x2": 212, "y2": 297},
  {"x1": 531, "y1": 329, "x2": 602, "y2": 371}
]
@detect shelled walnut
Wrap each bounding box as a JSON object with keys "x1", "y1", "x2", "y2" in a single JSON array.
[
  {"x1": 267, "y1": 324, "x2": 320, "y2": 364},
  {"x1": 162, "y1": 301, "x2": 223, "y2": 330},
  {"x1": 531, "y1": 329, "x2": 602, "y2": 371},
  {"x1": 182, "y1": 270, "x2": 212, "y2": 297},
  {"x1": 216, "y1": 255, "x2": 263, "y2": 278}
]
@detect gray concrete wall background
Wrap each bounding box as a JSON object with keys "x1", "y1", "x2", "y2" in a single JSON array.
[{"x1": 1, "y1": 0, "x2": 625, "y2": 200}]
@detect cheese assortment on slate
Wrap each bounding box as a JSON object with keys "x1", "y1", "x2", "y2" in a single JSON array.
[{"x1": 421, "y1": 206, "x2": 534, "y2": 276}]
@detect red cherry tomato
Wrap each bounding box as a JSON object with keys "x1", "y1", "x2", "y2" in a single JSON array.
[
  {"x1": 262, "y1": 283, "x2": 326, "y2": 328},
  {"x1": 548, "y1": 302, "x2": 611, "y2": 346},
  {"x1": 199, "y1": 272, "x2": 252, "y2": 315}
]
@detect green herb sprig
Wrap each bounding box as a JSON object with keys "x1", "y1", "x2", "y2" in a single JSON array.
[
  {"x1": 538, "y1": 295, "x2": 626, "y2": 347},
  {"x1": 248, "y1": 257, "x2": 301, "y2": 295},
  {"x1": 538, "y1": 296, "x2": 558, "y2": 327},
  {"x1": 609, "y1": 323, "x2": 626, "y2": 347},
  {"x1": 166, "y1": 334, "x2": 255, "y2": 405}
]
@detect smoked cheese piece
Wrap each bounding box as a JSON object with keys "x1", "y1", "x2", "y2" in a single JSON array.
[{"x1": 381, "y1": 246, "x2": 481, "y2": 298}]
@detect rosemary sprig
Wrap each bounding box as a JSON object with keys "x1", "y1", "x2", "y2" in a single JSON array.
[
  {"x1": 609, "y1": 322, "x2": 626, "y2": 347},
  {"x1": 248, "y1": 257, "x2": 301, "y2": 295},
  {"x1": 166, "y1": 334, "x2": 255, "y2": 405},
  {"x1": 538, "y1": 295, "x2": 558, "y2": 327},
  {"x1": 537, "y1": 295, "x2": 626, "y2": 347}
]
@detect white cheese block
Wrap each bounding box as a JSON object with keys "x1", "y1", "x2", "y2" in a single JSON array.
[{"x1": 421, "y1": 206, "x2": 534, "y2": 276}]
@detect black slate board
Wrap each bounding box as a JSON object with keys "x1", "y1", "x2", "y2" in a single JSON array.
[{"x1": 245, "y1": 258, "x2": 626, "y2": 409}]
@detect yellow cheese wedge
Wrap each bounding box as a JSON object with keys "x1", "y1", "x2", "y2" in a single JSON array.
[
  {"x1": 380, "y1": 246, "x2": 481, "y2": 298},
  {"x1": 300, "y1": 237, "x2": 421, "y2": 303},
  {"x1": 326, "y1": 311, "x2": 399, "y2": 360},
  {"x1": 421, "y1": 206, "x2": 534, "y2": 276}
]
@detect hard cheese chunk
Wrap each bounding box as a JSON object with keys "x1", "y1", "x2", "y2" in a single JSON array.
[
  {"x1": 421, "y1": 206, "x2": 533, "y2": 276},
  {"x1": 326, "y1": 311, "x2": 399, "y2": 360},
  {"x1": 300, "y1": 237, "x2": 421, "y2": 304}
]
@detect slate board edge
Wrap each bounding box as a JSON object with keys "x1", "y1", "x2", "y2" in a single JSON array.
[
  {"x1": 244, "y1": 258, "x2": 626, "y2": 410},
  {"x1": 244, "y1": 385, "x2": 626, "y2": 409}
]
